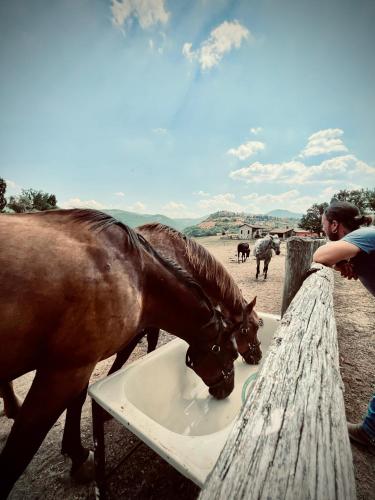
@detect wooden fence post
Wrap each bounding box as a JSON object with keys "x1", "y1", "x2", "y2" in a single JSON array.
[{"x1": 281, "y1": 237, "x2": 325, "y2": 317}]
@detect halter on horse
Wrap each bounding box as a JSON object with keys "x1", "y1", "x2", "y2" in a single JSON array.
[
  {"x1": 237, "y1": 242, "x2": 250, "y2": 263},
  {"x1": 253, "y1": 234, "x2": 281, "y2": 280},
  {"x1": 0, "y1": 209, "x2": 237, "y2": 497}
]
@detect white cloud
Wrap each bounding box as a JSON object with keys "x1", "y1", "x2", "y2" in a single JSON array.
[
  {"x1": 300, "y1": 128, "x2": 348, "y2": 157},
  {"x1": 227, "y1": 140, "x2": 265, "y2": 160},
  {"x1": 129, "y1": 201, "x2": 146, "y2": 212},
  {"x1": 182, "y1": 20, "x2": 251, "y2": 70},
  {"x1": 241, "y1": 189, "x2": 334, "y2": 214},
  {"x1": 152, "y1": 127, "x2": 168, "y2": 135},
  {"x1": 149, "y1": 31, "x2": 167, "y2": 54},
  {"x1": 4, "y1": 179, "x2": 22, "y2": 195},
  {"x1": 60, "y1": 198, "x2": 105, "y2": 209},
  {"x1": 162, "y1": 201, "x2": 186, "y2": 211},
  {"x1": 250, "y1": 127, "x2": 262, "y2": 135},
  {"x1": 197, "y1": 193, "x2": 242, "y2": 212},
  {"x1": 229, "y1": 155, "x2": 375, "y2": 186},
  {"x1": 182, "y1": 42, "x2": 195, "y2": 62},
  {"x1": 300, "y1": 155, "x2": 375, "y2": 184},
  {"x1": 243, "y1": 189, "x2": 300, "y2": 203},
  {"x1": 111, "y1": 0, "x2": 170, "y2": 31},
  {"x1": 161, "y1": 201, "x2": 199, "y2": 218},
  {"x1": 193, "y1": 190, "x2": 210, "y2": 197},
  {"x1": 114, "y1": 191, "x2": 125, "y2": 197},
  {"x1": 356, "y1": 159, "x2": 375, "y2": 174},
  {"x1": 230, "y1": 160, "x2": 305, "y2": 184}
]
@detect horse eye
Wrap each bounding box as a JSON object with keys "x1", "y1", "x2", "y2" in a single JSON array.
[{"x1": 211, "y1": 344, "x2": 220, "y2": 353}]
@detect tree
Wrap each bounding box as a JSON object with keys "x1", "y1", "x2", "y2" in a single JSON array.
[
  {"x1": 0, "y1": 177, "x2": 6, "y2": 212},
  {"x1": 7, "y1": 189, "x2": 58, "y2": 213},
  {"x1": 299, "y1": 202, "x2": 328, "y2": 235},
  {"x1": 331, "y1": 188, "x2": 375, "y2": 213}
]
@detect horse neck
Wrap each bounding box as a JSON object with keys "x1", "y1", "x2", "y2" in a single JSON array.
[
  {"x1": 140, "y1": 253, "x2": 213, "y2": 344},
  {"x1": 179, "y1": 242, "x2": 244, "y2": 323},
  {"x1": 138, "y1": 226, "x2": 244, "y2": 323},
  {"x1": 263, "y1": 238, "x2": 273, "y2": 251}
]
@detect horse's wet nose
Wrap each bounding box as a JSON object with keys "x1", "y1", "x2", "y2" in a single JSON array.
[
  {"x1": 242, "y1": 348, "x2": 262, "y2": 365},
  {"x1": 209, "y1": 372, "x2": 234, "y2": 400}
]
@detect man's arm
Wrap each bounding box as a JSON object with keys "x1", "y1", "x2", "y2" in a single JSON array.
[{"x1": 313, "y1": 240, "x2": 361, "y2": 267}]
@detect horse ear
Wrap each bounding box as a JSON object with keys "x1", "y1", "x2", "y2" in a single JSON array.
[{"x1": 246, "y1": 296, "x2": 257, "y2": 313}]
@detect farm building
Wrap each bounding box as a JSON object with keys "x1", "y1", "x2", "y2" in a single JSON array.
[
  {"x1": 269, "y1": 227, "x2": 295, "y2": 240},
  {"x1": 238, "y1": 223, "x2": 266, "y2": 239}
]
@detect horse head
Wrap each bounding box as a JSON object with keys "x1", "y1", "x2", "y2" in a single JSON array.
[
  {"x1": 270, "y1": 235, "x2": 281, "y2": 255},
  {"x1": 185, "y1": 308, "x2": 238, "y2": 400},
  {"x1": 232, "y1": 296, "x2": 263, "y2": 364}
]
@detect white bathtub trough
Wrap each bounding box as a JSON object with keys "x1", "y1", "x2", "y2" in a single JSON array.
[{"x1": 88, "y1": 312, "x2": 280, "y2": 487}]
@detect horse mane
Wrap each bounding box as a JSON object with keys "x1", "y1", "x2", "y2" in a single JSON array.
[
  {"x1": 138, "y1": 223, "x2": 244, "y2": 312},
  {"x1": 60, "y1": 209, "x2": 214, "y2": 311}
]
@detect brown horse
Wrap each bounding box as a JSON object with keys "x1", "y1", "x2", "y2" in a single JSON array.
[
  {"x1": 111, "y1": 223, "x2": 262, "y2": 369},
  {"x1": 0, "y1": 209, "x2": 238, "y2": 498}
]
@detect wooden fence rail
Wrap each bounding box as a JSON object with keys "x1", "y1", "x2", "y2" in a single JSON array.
[{"x1": 199, "y1": 256, "x2": 356, "y2": 499}]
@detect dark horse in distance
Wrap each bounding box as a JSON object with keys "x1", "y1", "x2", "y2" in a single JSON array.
[
  {"x1": 0, "y1": 209, "x2": 238, "y2": 498},
  {"x1": 237, "y1": 242, "x2": 250, "y2": 263}
]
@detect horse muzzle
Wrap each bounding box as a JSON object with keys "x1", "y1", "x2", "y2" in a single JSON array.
[
  {"x1": 208, "y1": 367, "x2": 235, "y2": 400},
  {"x1": 241, "y1": 343, "x2": 262, "y2": 365}
]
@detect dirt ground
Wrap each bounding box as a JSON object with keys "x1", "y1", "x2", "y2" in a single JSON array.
[{"x1": 1, "y1": 236, "x2": 374, "y2": 499}]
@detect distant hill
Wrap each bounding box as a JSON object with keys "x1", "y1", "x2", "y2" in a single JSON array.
[
  {"x1": 105, "y1": 208, "x2": 302, "y2": 237},
  {"x1": 105, "y1": 209, "x2": 205, "y2": 232},
  {"x1": 184, "y1": 211, "x2": 247, "y2": 237},
  {"x1": 266, "y1": 209, "x2": 302, "y2": 219},
  {"x1": 183, "y1": 209, "x2": 302, "y2": 237}
]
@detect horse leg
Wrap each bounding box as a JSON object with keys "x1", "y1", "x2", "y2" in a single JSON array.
[
  {"x1": 256, "y1": 259, "x2": 260, "y2": 280},
  {"x1": 107, "y1": 328, "x2": 159, "y2": 376},
  {"x1": 0, "y1": 365, "x2": 94, "y2": 499},
  {"x1": 264, "y1": 257, "x2": 270, "y2": 280},
  {"x1": 107, "y1": 333, "x2": 143, "y2": 376},
  {"x1": 146, "y1": 327, "x2": 159, "y2": 353},
  {"x1": 0, "y1": 381, "x2": 22, "y2": 420},
  {"x1": 61, "y1": 384, "x2": 95, "y2": 482}
]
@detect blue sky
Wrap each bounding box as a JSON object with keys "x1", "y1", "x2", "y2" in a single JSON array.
[{"x1": 1, "y1": 0, "x2": 374, "y2": 217}]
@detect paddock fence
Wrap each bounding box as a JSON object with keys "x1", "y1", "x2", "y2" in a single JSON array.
[{"x1": 199, "y1": 237, "x2": 356, "y2": 500}]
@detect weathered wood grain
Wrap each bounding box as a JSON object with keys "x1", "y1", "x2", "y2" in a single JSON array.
[
  {"x1": 281, "y1": 237, "x2": 326, "y2": 316},
  {"x1": 199, "y1": 264, "x2": 356, "y2": 500}
]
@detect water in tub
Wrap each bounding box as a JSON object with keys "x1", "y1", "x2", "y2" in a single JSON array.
[{"x1": 122, "y1": 313, "x2": 278, "y2": 437}]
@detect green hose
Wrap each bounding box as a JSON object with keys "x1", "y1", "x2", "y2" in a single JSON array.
[{"x1": 241, "y1": 372, "x2": 258, "y2": 404}]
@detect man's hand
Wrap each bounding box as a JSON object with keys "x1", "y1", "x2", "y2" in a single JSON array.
[{"x1": 333, "y1": 260, "x2": 358, "y2": 280}]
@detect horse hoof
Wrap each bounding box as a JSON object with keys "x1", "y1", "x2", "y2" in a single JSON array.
[{"x1": 71, "y1": 450, "x2": 95, "y2": 483}]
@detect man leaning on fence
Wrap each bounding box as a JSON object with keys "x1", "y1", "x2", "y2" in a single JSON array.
[{"x1": 313, "y1": 200, "x2": 375, "y2": 456}]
